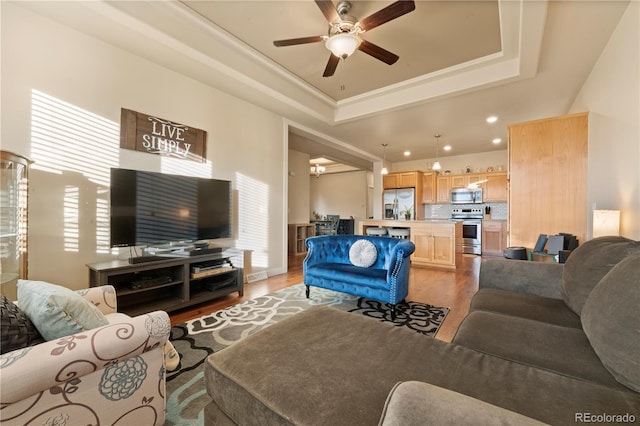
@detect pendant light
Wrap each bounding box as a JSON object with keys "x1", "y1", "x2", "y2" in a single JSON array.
[
  {"x1": 432, "y1": 134, "x2": 442, "y2": 171},
  {"x1": 380, "y1": 143, "x2": 389, "y2": 175}
]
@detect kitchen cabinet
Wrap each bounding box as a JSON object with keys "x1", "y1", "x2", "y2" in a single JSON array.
[
  {"x1": 383, "y1": 171, "x2": 420, "y2": 189},
  {"x1": 482, "y1": 220, "x2": 507, "y2": 256},
  {"x1": 508, "y1": 113, "x2": 587, "y2": 247},
  {"x1": 436, "y1": 176, "x2": 451, "y2": 203},
  {"x1": 421, "y1": 172, "x2": 436, "y2": 203},
  {"x1": 383, "y1": 171, "x2": 424, "y2": 219},
  {"x1": 450, "y1": 174, "x2": 483, "y2": 189},
  {"x1": 482, "y1": 172, "x2": 508, "y2": 202},
  {"x1": 450, "y1": 175, "x2": 465, "y2": 188},
  {"x1": 358, "y1": 220, "x2": 455, "y2": 269},
  {"x1": 410, "y1": 222, "x2": 455, "y2": 269},
  {"x1": 427, "y1": 171, "x2": 507, "y2": 204}
]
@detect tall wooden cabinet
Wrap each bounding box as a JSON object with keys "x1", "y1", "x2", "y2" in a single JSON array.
[
  {"x1": 508, "y1": 113, "x2": 588, "y2": 248},
  {"x1": 0, "y1": 151, "x2": 31, "y2": 300}
]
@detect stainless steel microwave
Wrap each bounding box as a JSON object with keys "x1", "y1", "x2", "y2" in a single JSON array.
[{"x1": 451, "y1": 188, "x2": 483, "y2": 204}]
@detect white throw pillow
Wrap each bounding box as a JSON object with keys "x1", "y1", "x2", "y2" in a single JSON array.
[{"x1": 349, "y1": 239, "x2": 378, "y2": 268}]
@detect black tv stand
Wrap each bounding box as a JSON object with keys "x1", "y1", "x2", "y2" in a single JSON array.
[{"x1": 88, "y1": 251, "x2": 243, "y2": 316}]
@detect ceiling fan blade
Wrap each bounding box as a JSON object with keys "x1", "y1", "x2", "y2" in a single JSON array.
[
  {"x1": 315, "y1": 0, "x2": 339, "y2": 23},
  {"x1": 273, "y1": 36, "x2": 325, "y2": 47},
  {"x1": 359, "y1": 0, "x2": 416, "y2": 31},
  {"x1": 323, "y1": 54, "x2": 340, "y2": 77},
  {"x1": 358, "y1": 40, "x2": 399, "y2": 65}
]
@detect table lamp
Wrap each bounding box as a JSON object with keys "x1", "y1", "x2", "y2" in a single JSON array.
[{"x1": 593, "y1": 210, "x2": 620, "y2": 238}]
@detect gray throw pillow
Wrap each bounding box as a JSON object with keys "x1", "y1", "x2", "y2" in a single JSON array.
[
  {"x1": 582, "y1": 253, "x2": 640, "y2": 392},
  {"x1": 562, "y1": 236, "x2": 640, "y2": 315}
]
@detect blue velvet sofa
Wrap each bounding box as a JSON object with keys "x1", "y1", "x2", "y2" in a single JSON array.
[{"x1": 303, "y1": 235, "x2": 415, "y2": 317}]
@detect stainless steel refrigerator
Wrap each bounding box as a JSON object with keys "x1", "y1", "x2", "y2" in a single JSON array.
[{"x1": 383, "y1": 188, "x2": 415, "y2": 220}]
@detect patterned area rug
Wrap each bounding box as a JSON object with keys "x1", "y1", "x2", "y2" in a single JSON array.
[{"x1": 164, "y1": 283, "x2": 449, "y2": 425}]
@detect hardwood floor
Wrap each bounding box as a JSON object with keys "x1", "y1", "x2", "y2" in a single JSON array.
[{"x1": 169, "y1": 253, "x2": 482, "y2": 343}]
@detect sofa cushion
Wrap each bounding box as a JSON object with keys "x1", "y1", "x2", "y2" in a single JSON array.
[
  {"x1": 379, "y1": 381, "x2": 546, "y2": 426},
  {"x1": 304, "y1": 263, "x2": 388, "y2": 289},
  {"x1": 582, "y1": 253, "x2": 640, "y2": 392},
  {"x1": 349, "y1": 239, "x2": 378, "y2": 268},
  {"x1": 0, "y1": 294, "x2": 45, "y2": 354},
  {"x1": 205, "y1": 306, "x2": 640, "y2": 426},
  {"x1": 562, "y1": 236, "x2": 640, "y2": 315},
  {"x1": 470, "y1": 288, "x2": 582, "y2": 329},
  {"x1": 17, "y1": 280, "x2": 109, "y2": 341},
  {"x1": 452, "y1": 311, "x2": 623, "y2": 389}
]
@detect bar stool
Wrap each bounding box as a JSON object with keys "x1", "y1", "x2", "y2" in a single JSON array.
[
  {"x1": 388, "y1": 228, "x2": 410, "y2": 239},
  {"x1": 366, "y1": 227, "x2": 388, "y2": 237}
]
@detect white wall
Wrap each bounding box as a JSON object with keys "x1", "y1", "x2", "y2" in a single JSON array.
[
  {"x1": 569, "y1": 1, "x2": 639, "y2": 239},
  {"x1": 1, "y1": 3, "x2": 287, "y2": 289},
  {"x1": 287, "y1": 149, "x2": 311, "y2": 224},
  {"x1": 310, "y1": 171, "x2": 368, "y2": 225}
]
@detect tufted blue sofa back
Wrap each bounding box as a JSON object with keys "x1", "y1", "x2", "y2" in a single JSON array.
[{"x1": 304, "y1": 235, "x2": 415, "y2": 270}]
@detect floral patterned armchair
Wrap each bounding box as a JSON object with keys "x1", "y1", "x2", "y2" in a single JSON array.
[{"x1": 0, "y1": 285, "x2": 171, "y2": 425}]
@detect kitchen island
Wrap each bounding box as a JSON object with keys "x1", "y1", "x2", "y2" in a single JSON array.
[{"x1": 359, "y1": 220, "x2": 458, "y2": 270}]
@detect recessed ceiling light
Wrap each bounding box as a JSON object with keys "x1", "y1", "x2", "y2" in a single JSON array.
[
  {"x1": 403, "y1": 150, "x2": 411, "y2": 156},
  {"x1": 443, "y1": 145, "x2": 452, "y2": 151},
  {"x1": 486, "y1": 116, "x2": 498, "y2": 124},
  {"x1": 492, "y1": 138, "x2": 502, "y2": 144}
]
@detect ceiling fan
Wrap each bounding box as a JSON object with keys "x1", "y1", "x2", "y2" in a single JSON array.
[{"x1": 273, "y1": 0, "x2": 416, "y2": 77}]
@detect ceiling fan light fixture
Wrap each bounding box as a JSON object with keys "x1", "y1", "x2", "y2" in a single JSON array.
[
  {"x1": 310, "y1": 163, "x2": 326, "y2": 177},
  {"x1": 325, "y1": 33, "x2": 361, "y2": 59}
]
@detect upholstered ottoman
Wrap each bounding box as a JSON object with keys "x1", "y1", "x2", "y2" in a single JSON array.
[{"x1": 204, "y1": 306, "x2": 639, "y2": 425}]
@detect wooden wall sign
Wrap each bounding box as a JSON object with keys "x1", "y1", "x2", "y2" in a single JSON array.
[{"x1": 120, "y1": 108, "x2": 207, "y2": 162}]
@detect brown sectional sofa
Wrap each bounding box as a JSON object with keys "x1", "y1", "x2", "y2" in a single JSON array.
[{"x1": 204, "y1": 236, "x2": 640, "y2": 425}]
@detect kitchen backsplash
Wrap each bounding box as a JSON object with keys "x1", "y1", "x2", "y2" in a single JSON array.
[
  {"x1": 486, "y1": 203, "x2": 508, "y2": 220},
  {"x1": 425, "y1": 203, "x2": 508, "y2": 220}
]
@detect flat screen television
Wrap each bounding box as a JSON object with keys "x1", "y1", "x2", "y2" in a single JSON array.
[{"x1": 110, "y1": 168, "x2": 231, "y2": 247}]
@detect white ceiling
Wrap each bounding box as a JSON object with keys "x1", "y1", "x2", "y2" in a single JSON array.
[
  {"x1": 183, "y1": 1, "x2": 503, "y2": 101},
  {"x1": 19, "y1": 0, "x2": 630, "y2": 168}
]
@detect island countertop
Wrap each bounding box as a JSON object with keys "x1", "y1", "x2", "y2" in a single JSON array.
[
  {"x1": 359, "y1": 219, "x2": 455, "y2": 226},
  {"x1": 358, "y1": 220, "x2": 458, "y2": 269}
]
